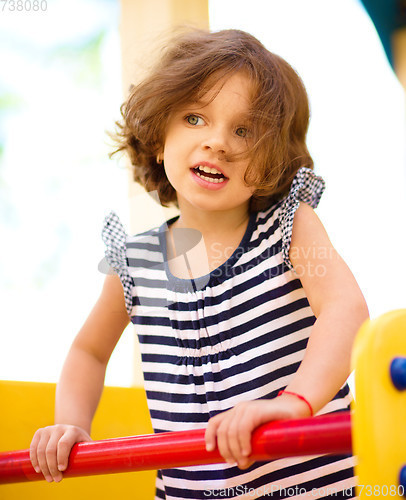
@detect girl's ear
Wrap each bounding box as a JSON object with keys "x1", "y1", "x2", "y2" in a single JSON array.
[{"x1": 156, "y1": 152, "x2": 164, "y2": 164}]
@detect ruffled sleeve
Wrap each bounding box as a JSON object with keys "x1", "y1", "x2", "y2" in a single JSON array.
[
  {"x1": 101, "y1": 211, "x2": 133, "y2": 317},
  {"x1": 279, "y1": 167, "x2": 326, "y2": 271}
]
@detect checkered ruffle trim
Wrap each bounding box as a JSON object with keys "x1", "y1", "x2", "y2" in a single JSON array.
[
  {"x1": 280, "y1": 167, "x2": 326, "y2": 271},
  {"x1": 101, "y1": 211, "x2": 133, "y2": 317}
]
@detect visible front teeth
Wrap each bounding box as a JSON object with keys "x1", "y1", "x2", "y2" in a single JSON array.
[
  {"x1": 196, "y1": 165, "x2": 223, "y2": 175},
  {"x1": 195, "y1": 172, "x2": 225, "y2": 183}
]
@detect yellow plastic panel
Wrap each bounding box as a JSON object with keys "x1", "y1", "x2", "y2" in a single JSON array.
[
  {"x1": 352, "y1": 310, "x2": 406, "y2": 498},
  {"x1": 0, "y1": 381, "x2": 155, "y2": 500}
]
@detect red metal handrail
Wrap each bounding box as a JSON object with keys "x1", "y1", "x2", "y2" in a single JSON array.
[{"x1": 0, "y1": 412, "x2": 352, "y2": 484}]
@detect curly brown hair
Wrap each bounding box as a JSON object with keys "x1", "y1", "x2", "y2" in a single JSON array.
[{"x1": 111, "y1": 28, "x2": 314, "y2": 212}]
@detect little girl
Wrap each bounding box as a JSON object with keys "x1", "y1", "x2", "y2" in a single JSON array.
[{"x1": 30, "y1": 29, "x2": 368, "y2": 499}]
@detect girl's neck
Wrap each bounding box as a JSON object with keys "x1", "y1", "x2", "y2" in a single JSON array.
[
  {"x1": 173, "y1": 201, "x2": 251, "y2": 239},
  {"x1": 166, "y1": 203, "x2": 252, "y2": 279}
]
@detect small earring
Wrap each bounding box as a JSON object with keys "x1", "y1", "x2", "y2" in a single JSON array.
[{"x1": 157, "y1": 153, "x2": 163, "y2": 164}]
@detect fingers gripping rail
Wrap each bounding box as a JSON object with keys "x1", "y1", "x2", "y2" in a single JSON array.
[{"x1": 0, "y1": 412, "x2": 352, "y2": 484}]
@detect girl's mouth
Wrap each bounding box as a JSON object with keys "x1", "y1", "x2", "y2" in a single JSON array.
[
  {"x1": 191, "y1": 165, "x2": 229, "y2": 190},
  {"x1": 192, "y1": 165, "x2": 227, "y2": 184}
]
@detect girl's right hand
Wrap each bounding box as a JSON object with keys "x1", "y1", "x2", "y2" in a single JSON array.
[{"x1": 29, "y1": 424, "x2": 91, "y2": 483}]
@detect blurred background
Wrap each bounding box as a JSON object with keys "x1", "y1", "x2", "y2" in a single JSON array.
[{"x1": 0, "y1": 0, "x2": 405, "y2": 386}]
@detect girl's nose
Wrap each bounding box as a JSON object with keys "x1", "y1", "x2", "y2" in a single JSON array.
[{"x1": 201, "y1": 127, "x2": 230, "y2": 156}]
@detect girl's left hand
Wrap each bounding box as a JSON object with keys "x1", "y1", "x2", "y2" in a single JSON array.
[{"x1": 204, "y1": 396, "x2": 310, "y2": 469}]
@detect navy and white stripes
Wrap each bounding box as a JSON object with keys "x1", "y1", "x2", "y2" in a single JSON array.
[{"x1": 102, "y1": 167, "x2": 355, "y2": 499}]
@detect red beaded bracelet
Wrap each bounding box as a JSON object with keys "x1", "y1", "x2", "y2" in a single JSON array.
[{"x1": 277, "y1": 390, "x2": 314, "y2": 416}]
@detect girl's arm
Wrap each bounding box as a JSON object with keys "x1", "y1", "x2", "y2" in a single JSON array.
[
  {"x1": 30, "y1": 273, "x2": 130, "y2": 483},
  {"x1": 280, "y1": 202, "x2": 369, "y2": 412},
  {"x1": 205, "y1": 202, "x2": 369, "y2": 468}
]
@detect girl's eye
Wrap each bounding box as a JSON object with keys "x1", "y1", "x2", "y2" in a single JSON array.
[
  {"x1": 186, "y1": 115, "x2": 203, "y2": 126},
  {"x1": 235, "y1": 127, "x2": 248, "y2": 138}
]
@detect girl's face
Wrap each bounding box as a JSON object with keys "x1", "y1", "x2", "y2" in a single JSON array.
[{"x1": 162, "y1": 72, "x2": 256, "y2": 216}]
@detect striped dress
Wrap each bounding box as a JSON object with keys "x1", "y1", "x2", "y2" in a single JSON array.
[{"x1": 102, "y1": 167, "x2": 356, "y2": 499}]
